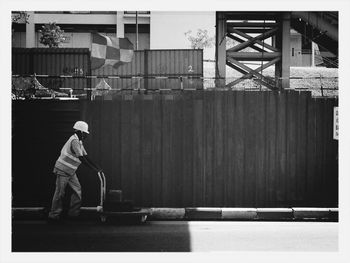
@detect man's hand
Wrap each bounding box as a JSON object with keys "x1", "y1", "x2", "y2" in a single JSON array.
[{"x1": 80, "y1": 155, "x2": 103, "y2": 174}]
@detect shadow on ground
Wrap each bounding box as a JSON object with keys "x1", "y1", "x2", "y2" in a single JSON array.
[{"x1": 12, "y1": 220, "x2": 192, "y2": 252}]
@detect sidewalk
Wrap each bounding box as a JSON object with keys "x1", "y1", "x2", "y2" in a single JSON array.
[{"x1": 12, "y1": 207, "x2": 338, "y2": 221}]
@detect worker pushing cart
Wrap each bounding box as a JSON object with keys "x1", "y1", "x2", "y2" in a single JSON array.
[{"x1": 47, "y1": 121, "x2": 102, "y2": 223}]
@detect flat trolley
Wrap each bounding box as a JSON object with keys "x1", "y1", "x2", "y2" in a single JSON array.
[{"x1": 97, "y1": 171, "x2": 151, "y2": 223}]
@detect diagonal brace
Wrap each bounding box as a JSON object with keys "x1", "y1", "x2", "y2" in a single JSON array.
[
  {"x1": 227, "y1": 57, "x2": 278, "y2": 90},
  {"x1": 226, "y1": 57, "x2": 281, "y2": 87},
  {"x1": 227, "y1": 27, "x2": 278, "y2": 52},
  {"x1": 227, "y1": 33, "x2": 266, "y2": 53},
  {"x1": 226, "y1": 60, "x2": 249, "y2": 75},
  {"x1": 227, "y1": 27, "x2": 279, "y2": 52}
]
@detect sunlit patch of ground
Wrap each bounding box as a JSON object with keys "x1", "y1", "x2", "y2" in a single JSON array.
[{"x1": 203, "y1": 64, "x2": 338, "y2": 97}]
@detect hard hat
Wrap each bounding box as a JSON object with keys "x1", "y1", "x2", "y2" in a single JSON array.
[{"x1": 73, "y1": 121, "x2": 90, "y2": 134}]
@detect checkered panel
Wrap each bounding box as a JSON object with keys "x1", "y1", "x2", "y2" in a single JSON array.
[
  {"x1": 91, "y1": 43, "x2": 107, "y2": 59},
  {"x1": 91, "y1": 33, "x2": 134, "y2": 70},
  {"x1": 120, "y1": 49, "x2": 134, "y2": 63},
  {"x1": 106, "y1": 46, "x2": 120, "y2": 60}
]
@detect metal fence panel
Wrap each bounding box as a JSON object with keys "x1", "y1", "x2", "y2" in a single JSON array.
[
  {"x1": 12, "y1": 91, "x2": 338, "y2": 208},
  {"x1": 12, "y1": 48, "x2": 203, "y2": 95},
  {"x1": 12, "y1": 48, "x2": 91, "y2": 94}
]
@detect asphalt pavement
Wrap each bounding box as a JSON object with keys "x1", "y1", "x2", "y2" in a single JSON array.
[{"x1": 12, "y1": 220, "x2": 338, "y2": 252}]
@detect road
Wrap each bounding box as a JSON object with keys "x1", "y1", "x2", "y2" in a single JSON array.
[{"x1": 12, "y1": 220, "x2": 338, "y2": 252}]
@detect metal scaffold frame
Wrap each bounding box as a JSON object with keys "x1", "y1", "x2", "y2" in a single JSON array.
[{"x1": 215, "y1": 12, "x2": 292, "y2": 90}]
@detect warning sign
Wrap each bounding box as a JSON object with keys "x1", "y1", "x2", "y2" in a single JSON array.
[{"x1": 333, "y1": 107, "x2": 338, "y2": 140}]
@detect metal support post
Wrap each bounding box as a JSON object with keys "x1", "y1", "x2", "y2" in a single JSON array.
[
  {"x1": 215, "y1": 12, "x2": 226, "y2": 88},
  {"x1": 275, "y1": 13, "x2": 291, "y2": 90},
  {"x1": 281, "y1": 12, "x2": 291, "y2": 90}
]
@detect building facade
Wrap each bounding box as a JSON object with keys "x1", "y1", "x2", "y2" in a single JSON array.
[
  {"x1": 12, "y1": 11, "x2": 319, "y2": 67},
  {"x1": 12, "y1": 11, "x2": 151, "y2": 50}
]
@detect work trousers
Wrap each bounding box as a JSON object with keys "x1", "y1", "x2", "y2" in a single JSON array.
[{"x1": 48, "y1": 172, "x2": 82, "y2": 219}]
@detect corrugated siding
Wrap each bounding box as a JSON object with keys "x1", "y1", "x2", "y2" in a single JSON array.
[
  {"x1": 91, "y1": 50, "x2": 145, "y2": 91},
  {"x1": 13, "y1": 48, "x2": 203, "y2": 92},
  {"x1": 91, "y1": 49, "x2": 203, "y2": 90},
  {"x1": 12, "y1": 91, "x2": 338, "y2": 208},
  {"x1": 12, "y1": 48, "x2": 91, "y2": 94},
  {"x1": 12, "y1": 101, "x2": 81, "y2": 207}
]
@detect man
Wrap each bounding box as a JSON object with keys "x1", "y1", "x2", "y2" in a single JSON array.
[{"x1": 47, "y1": 121, "x2": 101, "y2": 223}]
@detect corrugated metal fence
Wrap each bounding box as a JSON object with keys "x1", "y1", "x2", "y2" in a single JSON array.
[
  {"x1": 12, "y1": 48, "x2": 203, "y2": 93},
  {"x1": 12, "y1": 101, "x2": 81, "y2": 207},
  {"x1": 92, "y1": 49, "x2": 203, "y2": 90},
  {"x1": 12, "y1": 91, "x2": 338, "y2": 208},
  {"x1": 12, "y1": 48, "x2": 91, "y2": 94}
]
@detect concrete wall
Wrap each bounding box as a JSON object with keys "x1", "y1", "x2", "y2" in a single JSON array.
[
  {"x1": 12, "y1": 32, "x2": 26, "y2": 48},
  {"x1": 12, "y1": 12, "x2": 150, "y2": 49},
  {"x1": 302, "y1": 54, "x2": 312, "y2": 67},
  {"x1": 290, "y1": 34, "x2": 302, "y2": 67},
  {"x1": 13, "y1": 32, "x2": 150, "y2": 50}
]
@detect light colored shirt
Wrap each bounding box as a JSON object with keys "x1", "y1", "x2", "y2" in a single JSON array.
[{"x1": 53, "y1": 134, "x2": 87, "y2": 176}]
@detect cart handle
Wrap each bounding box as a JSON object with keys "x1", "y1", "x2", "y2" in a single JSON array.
[{"x1": 97, "y1": 171, "x2": 106, "y2": 207}]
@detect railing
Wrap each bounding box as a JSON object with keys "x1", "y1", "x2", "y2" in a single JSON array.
[{"x1": 12, "y1": 74, "x2": 338, "y2": 100}]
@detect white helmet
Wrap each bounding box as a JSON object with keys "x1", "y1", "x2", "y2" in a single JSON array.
[{"x1": 73, "y1": 121, "x2": 90, "y2": 134}]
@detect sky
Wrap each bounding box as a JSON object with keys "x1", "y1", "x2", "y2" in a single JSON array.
[{"x1": 150, "y1": 11, "x2": 215, "y2": 60}]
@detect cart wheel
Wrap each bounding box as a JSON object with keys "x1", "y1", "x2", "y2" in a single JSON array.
[
  {"x1": 100, "y1": 215, "x2": 107, "y2": 223},
  {"x1": 140, "y1": 215, "x2": 147, "y2": 223}
]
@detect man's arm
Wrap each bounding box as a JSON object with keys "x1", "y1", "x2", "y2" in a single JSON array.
[
  {"x1": 71, "y1": 138, "x2": 102, "y2": 173},
  {"x1": 79, "y1": 155, "x2": 102, "y2": 173}
]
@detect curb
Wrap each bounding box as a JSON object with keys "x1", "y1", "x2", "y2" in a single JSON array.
[
  {"x1": 329, "y1": 208, "x2": 339, "y2": 221},
  {"x1": 257, "y1": 208, "x2": 294, "y2": 220},
  {"x1": 222, "y1": 208, "x2": 257, "y2": 220},
  {"x1": 149, "y1": 208, "x2": 185, "y2": 220},
  {"x1": 293, "y1": 208, "x2": 337, "y2": 220},
  {"x1": 12, "y1": 207, "x2": 339, "y2": 221},
  {"x1": 185, "y1": 207, "x2": 222, "y2": 220}
]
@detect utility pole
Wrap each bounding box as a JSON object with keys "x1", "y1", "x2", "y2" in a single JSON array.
[
  {"x1": 136, "y1": 11, "x2": 139, "y2": 50},
  {"x1": 136, "y1": 11, "x2": 140, "y2": 91}
]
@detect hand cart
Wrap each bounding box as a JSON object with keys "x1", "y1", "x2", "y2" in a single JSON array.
[{"x1": 97, "y1": 171, "x2": 150, "y2": 223}]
